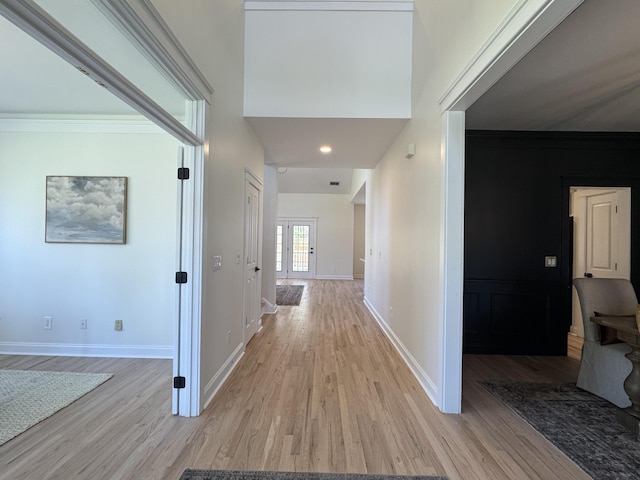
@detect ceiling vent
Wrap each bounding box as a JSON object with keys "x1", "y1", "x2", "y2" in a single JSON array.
[{"x1": 329, "y1": 181, "x2": 340, "y2": 186}]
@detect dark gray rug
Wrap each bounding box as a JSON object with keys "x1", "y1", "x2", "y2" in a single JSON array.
[
  {"x1": 482, "y1": 381, "x2": 640, "y2": 480},
  {"x1": 276, "y1": 285, "x2": 304, "y2": 306},
  {"x1": 179, "y1": 470, "x2": 446, "y2": 480}
]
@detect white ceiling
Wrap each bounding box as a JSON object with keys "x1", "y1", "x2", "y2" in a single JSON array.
[
  {"x1": 2, "y1": 0, "x2": 638, "y2": 195},
  {"x1": 466, "y1": 0, "x2": 640, "y2": 132}
]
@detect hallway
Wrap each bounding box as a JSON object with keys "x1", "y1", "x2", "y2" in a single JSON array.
[
  {"x1": 168, "y1": 279, "x2": 588, "y2": 479},
  {"x1": 0, "y1": 280, "x2": 588, "y2": 480}
]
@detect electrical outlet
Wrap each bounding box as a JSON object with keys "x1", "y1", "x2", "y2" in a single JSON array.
[
  {"x1": 227, "y1": 330, "x2": 231, "y2": 344},
  {"x1": 80, "y1": 319, "x2": 87, "y2": 329},
  {"x1": 43, "y1": 316, "x2": 52, "y2": 330},
  {"x1": 115, "y1": 319, "x2": 123, "y2": 331}
]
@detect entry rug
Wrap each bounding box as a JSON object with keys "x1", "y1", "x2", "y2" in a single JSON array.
[
  {"x1": 276, "y1": 285, "x2": 304, "y2": 306},
  {"x1": 0, "y1": 369, "x2": 112, "y2": 446},
  {"x1": 482, "y1": 381, "x2": 640, "y2": 480},
  {"x1": 179, "y1": 470, "x2": 447, "y2": 480}
]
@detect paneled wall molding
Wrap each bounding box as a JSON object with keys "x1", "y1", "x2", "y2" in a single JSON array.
[
  {"x1": 245, "y1": 1, "x2": 413, "y2": 12},
  {"x1": 0, "y1": 117, "x2": 165, "y2": 134}
]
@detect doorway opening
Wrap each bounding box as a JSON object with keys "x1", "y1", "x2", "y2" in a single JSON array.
[
  {"x1": 569, "y1": 186, "x2": 631, "y2": 356},
  {"x1": 276, "y1": 218, "x2": 317, "y2": 279}
]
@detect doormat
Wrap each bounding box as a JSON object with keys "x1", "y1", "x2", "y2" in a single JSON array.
[
  {"x1": 276, "y1": 285, "x2": 304, "y2": 306},
  {"x1": 179, "y1": 470, "x2": 447, "y2": 480}
]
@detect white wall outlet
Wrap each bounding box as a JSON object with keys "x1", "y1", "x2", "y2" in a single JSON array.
[
  {"x1": 236, "y1": 254, "x2": 241, "y2": 265},
  {"x1": 115, "y1": 319, "x2": 123, "y2": 331},
  {"x1": 213, "y1": 255, "x2": 223, "y2": 271},
  {"x1": 43, "y1": 316, "x2": 53, "y2": 330},
  {"x1": 80, "y1": 319, "x2": 87, "y2": 329},
  {"x1": 227, "y1": 330, "x2": 231, "y2": 344}
]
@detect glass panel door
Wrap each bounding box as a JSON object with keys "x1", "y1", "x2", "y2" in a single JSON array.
[{"x1": 276, "y1": 218, "x2": 316, "y2": 279}]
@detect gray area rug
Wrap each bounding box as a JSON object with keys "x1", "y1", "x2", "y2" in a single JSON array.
[
  {"x1": 276, "y1": 285, "x2": 304, "y2": 306},
  {"x1": 482, "y1": 381, "x2": 640, "y2": 480},
  {"x1": 0, "y1": 369, "x2": 112, "y2": 446},
  {"x1": 179, "y1": 470, "x2": 446, "y2": 480}
]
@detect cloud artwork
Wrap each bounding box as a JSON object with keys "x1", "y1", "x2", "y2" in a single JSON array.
[{"x1": 45, "y1": 176, "x2": 127, "y2": 244}]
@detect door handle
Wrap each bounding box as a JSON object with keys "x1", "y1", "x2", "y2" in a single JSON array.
[{"x1": 255, "y1": 267, "x2": 261, "y2": 272}]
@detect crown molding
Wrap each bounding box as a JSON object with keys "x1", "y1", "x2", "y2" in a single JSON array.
[
  {"x1": 92, "y1": 0, "x2": 214, "y2": 103},
  {"x1": 0, "y1": 117, "x2": 167, "y2": 133},
  {"x1": 245, "y1": 1, "x2": 413, "y2": 12}
]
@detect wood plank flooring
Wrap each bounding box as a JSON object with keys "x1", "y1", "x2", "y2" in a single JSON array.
[{"x1": 0, "y1": 279, "x2": 590, "y2": 480}]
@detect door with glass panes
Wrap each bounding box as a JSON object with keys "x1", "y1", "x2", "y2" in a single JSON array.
[{"x1": 276, "y1": 218, "x2": 316, "y2": 279}]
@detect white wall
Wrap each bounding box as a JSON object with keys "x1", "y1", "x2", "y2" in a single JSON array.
[
  {"x1": 278, "y1": 193, "x2": 354, "y2": 279},
  {"x1": 244, "y1": 6, "x2": 412, "y2": 118},
  {"x1": 150, "y1": 0, "x2": 266, "y2": 410},
  {"x1": 0, "y1": 124, "x2": 180, "y2": 357}
]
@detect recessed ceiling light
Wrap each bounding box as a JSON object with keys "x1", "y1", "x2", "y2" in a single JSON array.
[{"x1": 320, "y1": 145, "x2": 332, "y2": 154}]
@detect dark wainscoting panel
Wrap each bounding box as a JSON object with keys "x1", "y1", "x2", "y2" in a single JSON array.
[
  {"x1": 464, "y1": 280, "x2": 569, "y2": 355},
  {"x1": 464, "y1": 130, "x2": 640, "y2": 355}
]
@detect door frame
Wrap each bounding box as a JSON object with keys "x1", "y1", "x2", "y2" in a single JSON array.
[
  {"x1": 243, "y1": 169, "x2": 263, "y2": 346},
  {"x1": 565, "y1": 182, "x2": 633, "y2": 339},
  {"x1": 0, "y1": 1, "x2": 213, "y2": 417},
  {"x1": 276, "y1": 217, "x2": 317, "y2": 279},
  {"x1": 438, "y1": 0, "x2": 584, "y2": 413}
]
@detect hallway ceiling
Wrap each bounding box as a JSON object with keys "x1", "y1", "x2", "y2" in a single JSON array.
[{"x1": 1, "y1": 0, "x2": 638, "y2": 193}]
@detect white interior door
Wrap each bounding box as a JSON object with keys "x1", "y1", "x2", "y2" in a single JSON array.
[
  {"x1": 571, "y1": 187, "x2": 631, "y2": 336},
  {"x1": 276, "y1": 218, "x2": 316, "y2": 279},
  {"x1": 586, "y1": 191, "x2": 629, "y2": 278},
  {"x1": 244, "y1": 175, "x2": 261, "y2": 342}
]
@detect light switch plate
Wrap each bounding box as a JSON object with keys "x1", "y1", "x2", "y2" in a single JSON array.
[
  {"x1": 213, "y1": 255, "x2": 222, "y2": 271},
  {"x1": 545, "y1": 256, "x2": 557, "y2": 267}
]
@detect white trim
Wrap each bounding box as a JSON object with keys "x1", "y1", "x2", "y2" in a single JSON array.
[
  {"x1": 439, "y1": 111, "x2": 465, "y2": 414},
  {"x1": 201, "y1": 342, "x2": 245, "y2": 411},
  {"x1": 438, "y1": 0, "x2": 585, "y2": 112},
  {"x1": 262, "y1": 298, "x2": 278, "y2": 315},
  {"x1": 178, "y1": 141, "x2": 205, "y2": 417},
  {"x1": 353, "y1": 274, "x2": 364, "y2": 279},
  {"x1": 363, "y1": 297, "x2": 438, "y2": 404},
  {"x1": 0, "y1": 342, "x2": 172, "y2": 358},
  {"x1": 0, "y1": 118, "x2": 166, "y2": 134},
  {"x1": 245, "y1": 2, "x2": 413, "y2": 12},
  {"x1": 315, "y1": 275, "x2": 354, "y2": 280}
]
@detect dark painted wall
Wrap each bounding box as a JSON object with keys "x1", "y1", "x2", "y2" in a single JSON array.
[{"x1": 464, "y1": 131, "x2": 640, "y2": 355}]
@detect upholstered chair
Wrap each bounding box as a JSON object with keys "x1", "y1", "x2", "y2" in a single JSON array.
[{"x1": 573, "y1": 277, "x2": 636, "y2": 408}]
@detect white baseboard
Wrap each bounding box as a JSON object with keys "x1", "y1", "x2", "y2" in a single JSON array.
[
  {"x1": 0, "y1": 342, "x2": 172, "y2": 358},
  {"x1": 363, "y1": 296, "x2": 438, "y2": 405},
  {"x1": 201, "y1": 342, "x2": 245, "y2": 410},
  {"x1": 261, "y1": 297, "x2": 277, "y2": 315},
  {"x1": 315, "y1": 275, "x2": 354, "y2": 280}
]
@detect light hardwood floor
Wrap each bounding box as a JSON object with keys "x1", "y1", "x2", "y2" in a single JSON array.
[{"x1": 0, "y1": 279, "x2": 590, "y2": 480}]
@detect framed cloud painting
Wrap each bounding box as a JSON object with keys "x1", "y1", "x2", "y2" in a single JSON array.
[{"x1": 45, "y1": 176, "x2": 127, "y2": 244}]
